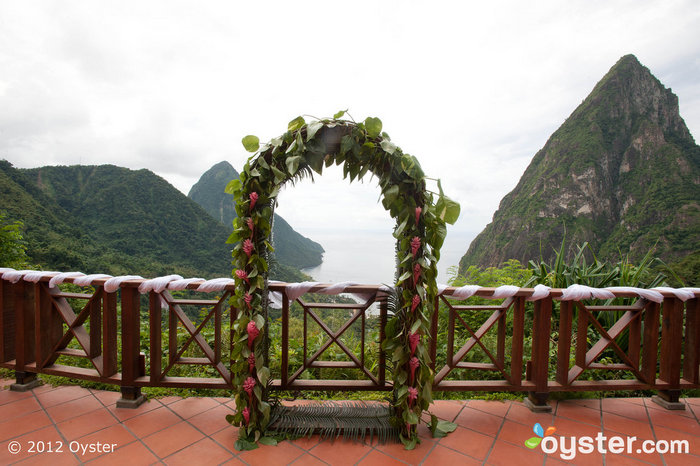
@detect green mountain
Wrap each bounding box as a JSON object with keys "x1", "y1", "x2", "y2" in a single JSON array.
[
  {"x1": 188, "y1": 161, "x2": 324, "y2": 269},
  {"x1": 460, "y1": 55, "x2": 700, "y2": 274},
  {"x1": 0, "y1": 161, "x2": 309, "y2": 281}
]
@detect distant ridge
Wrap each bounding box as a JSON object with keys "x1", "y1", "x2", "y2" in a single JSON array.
[
  {"x1": 460, "y1": 54, "x2": 700, "y2": 272},
  {"x1": 188, "y1": 161, "x2": 324, "y2": 270}
]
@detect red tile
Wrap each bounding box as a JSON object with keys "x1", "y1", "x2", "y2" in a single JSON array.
[
  {"x1": 602, "y1": 412, "x2": 654, "y2": 439},
  {"x1": 454, "y1": 406, "x2": 504, "y2": 436},
  {"x1": 0, "y1": 388, "x2": 33, "y2": 406},
  {"x1": 0, "y1": 425, "x2": 63, "y2": 464},
  {"x1": 439, "y1": 425, "x2": 494, "y2": 460},
  {"x1": 0, "y1": 410, "x2": 52, "y2": 441},
  {"x1": 555, "y1": 400, "x2": 601, "y2": 427},
  {"x1": 87, "y1": 439, "x2": 159, "y2": 466},
  {"x1": 356, "y1": 449, "x2": 404, "y2": 466},
  {"x1": 2, "y1": 396, "x2": 42, "y2": 420},
  {"x1": 289, "y1": 452, "x2": 328, "y2": 465},
  {"x1": 497, "y1": 419, "x2": 542, "y2": 448},
  {"x1": 602, "y1": 398, "x2": 650, "y2": 423},
  {"x1": 467, "y1": 399, "x2": 511, "y2": 418},
  {"x1": 506, "y1": 401, "x2": 556, "y2": 427},
  {"x1": 46, "y1": 394, "x2": 103, "y2": 423},
  {"x1": 375, "y1": 435, "x2": 435, "y2": 464},
  {"x1": 72, "y1": 424, "x2": 137, "y2": 462},
  {"x1": 551, "y1": 416, "x2": 605, "y2": 441},
  {"x1": 89, "y1": 388, "x2": 122, "y2": 406},
  {"x1": 155, "y1": 395, "x2": 181, "y2": 405},
  {"x1": 209, "y1": 425, "x2": 240, "y2": 454},
  {"x1": 141, "y1": 420, "x2": 204, "y2": 458},
  {"x1": 35, "y1": 385, "x2": 90, "y2": 408},
  {"x1": 663, "y1": 452, "x2": 700, "y2": 466},
  {"x1": 56, "y1": 407, "x2": 118, "y2": 441},
  {"x1": 163, "y1": 437, "x2": 234, "y2": 465},
  {"x1": 187, "y1": 403, "x2": 236, "y2": 435},
  {"x1": 486, "y1": 439, "x2": 544, "y2": 465},
  {"x1": 237, "y1": 437, "x2": 305, "y2": 465},
  {"x1": 289, "y1": 434, "x2": 322, "y2": 451},
  {"x1": 309, "y1": 438, "x2": 374, "y2": 466},
  {"x1": 167, "y1": 396, "x2": 220, "y2": 420},
  {"x1": 423, "y1": 443, "x2": 482, "y2": 465},
  {"x1": 427, "y1": 400, "x2": 465, "y2": 422},
  {"x1": 647, "y1": 407, "x2": 700, "y2": 435},
  {"x1": 652, "y1": 425, "x2": 700, "y2": 453},
  {"x1": 13, "y1": 448, "x2": 80, "y2": 465},
  {"x1": 108, "y1": 398, "x2": 160, "y2": 422},
  {"x1": 122, "y1": 405, "x2": 181, "y2": 437}
]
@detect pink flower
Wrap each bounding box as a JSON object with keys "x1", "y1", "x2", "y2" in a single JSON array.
[
  {"x1": 248, "y1": 353, "x2": 256, "y2": 373},
  {"x1": 415, "y1": 207, "x2": 422, "y2": 226},
  {"x1": 243, "y1": 376, "x2": 256, "y2": 400},
  {"x1": 411, "y1": 294, "x2": 420, "y2": 313},
  {"x1": 247, "y1": 321, "x2": 259, "y2": 349},
  {"x1": 413, "y1": 263, "x2": 421, "y2": 285},
  {"x1": 246, "y1": 218, "x2": 255, "y2": 237},
  {"x1": 409, "y1": 356, "x2": 420, "y2": 384},
  {"x1": 243, "y1": 239, "x2": 254, "y2": 258},
  {"x1": 235, "y1": 269, "x2": 249, "y2": 284},
  {"x1": 407, "y1": 387, "x2": 418, "y2": 407},
  {"x1": 242, "y1": 406, "x2": 250, "y2": 426},
  {"x1": 409, "y1": 332, "x2": 420, "y2": 356},
  {"x1": 411, "y1": 237, "x2": 421, "y2": 258},
  {"x1": 249, "y1": 192, "x2": 259, "y2": 211},
  {"x1": 244, "y1": 293, "x2": 253, "y2": 309}
]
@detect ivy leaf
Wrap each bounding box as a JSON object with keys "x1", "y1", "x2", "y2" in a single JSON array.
[
  {"x1": 380, "y1": 139, "x2": 397, "y2": 155},
  {"x1": 257, "y1": 366, "x2": 270, "y2": 386},
  {"x1": 258, "y1": 436, "x2": 278, "y2": 446},
  {"x1": 288, "y1": 116, "x2": 306, "y2": 131},
  {"x1": 225, "y1": 179, "x2": 241, "y2": 195},
  {"x1": 364, "y1": 117, "x2": 382, "y2": 138},
  {"x1": 234, "y1": 439, "x2": 259, "y2": 451},
  {"x1": 430, "y1": 419, "x2": 458, "y2": 438},
  {"x1": 306, "y1": 120, "x2": 323, "y2": 141},
  {"x1": 285, "y1": 155, "x2": 301, "y2": 175},
  {"x1": 242, "y1": 135, "x2": 260, "y2": 153},
  {"x1": 333, "y1": 109, "x2": 347, "y2": 119}
]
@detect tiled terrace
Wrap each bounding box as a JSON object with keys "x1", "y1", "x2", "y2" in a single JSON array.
[{"x1": 1, "y1": 377, "x2": 699, "y2": 465}]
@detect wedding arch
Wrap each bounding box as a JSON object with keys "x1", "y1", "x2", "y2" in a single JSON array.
[{"x1": 226, "y1": 112, "x2": 459, "y2": 448}]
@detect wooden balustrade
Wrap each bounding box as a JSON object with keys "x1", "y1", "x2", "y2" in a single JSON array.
[{"x1": 0, "y1": 275, "x2": 698, "y2": 412}]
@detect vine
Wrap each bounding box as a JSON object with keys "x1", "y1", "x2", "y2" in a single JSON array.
[{"x1": 225, "y1": 111, "x2": 460, "y2": 450}]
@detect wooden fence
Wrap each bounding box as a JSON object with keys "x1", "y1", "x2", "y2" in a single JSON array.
[{"x1": 1, "y1": 274, "x2": 698, "y2": 411}]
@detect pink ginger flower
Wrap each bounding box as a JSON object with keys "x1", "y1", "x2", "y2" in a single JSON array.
[
  {"x1": 243, "y1": 239, "x2": 254, "y2": 258},
  {"x1": 247, "y1": 321, "x2": 259, "y2": 349},
  {"x1": 249, "y1": 192, "x2": 259, "y2": 211},
  {"x1": 409, "y1": 356, "x2": 420, "y2": 385},
  {"x1": 410, "y1": 237, "x2": 421, "y2": 258},
  {"x1": 413, "y1": 263, "x2": 421, "y2": 285},
  {"x1": 415, "y1": 207, "x2": 422, "y2": 226},
  {"x1": 243, "y1": 376, "x2": 256, "y2": 401},
  {"x1": 409, "y1": 332, "x2": 420, "y2": 356},
  {"x1": 244, "y1": 293, "x2": 253, "y2": 309},
  {"x1": 235, "y1": 269, "x2": 249, "y2": 284},
  {"x1": 246, "y1": 218, "x2": 255, "y2": 237},
  {"x1": 248, "y1": 352, "x2": 256, "y2": 373},
  {"x1": 407, "y1": 387, "x2": 418, "y2": 407},
  {"x1": 411, "y1": 294, "x2": 421, "y2": 313},
  {"x1": 242, "y1": 406, "x2": 250, "y2": 426}
]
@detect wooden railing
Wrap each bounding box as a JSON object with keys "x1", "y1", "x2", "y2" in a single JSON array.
[{"x1": 0, "y1": 274, "x2": 698, "y2": 411}]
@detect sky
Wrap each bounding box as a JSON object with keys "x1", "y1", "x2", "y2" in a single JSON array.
[{"x1": 1, "y1": 0, "x2": 699, "y2": 277}]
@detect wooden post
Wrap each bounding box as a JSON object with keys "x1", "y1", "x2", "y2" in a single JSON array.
[
  {"x1": 653, "y1": 297, "x2": 685, "y2": 410},
  {"x1": 102, "y1": 290, "x2": 118, "y2": 377},
  {"x1": 641, "y1": 301, "x2": 660, "y2": 384},
  {"x1": 281, "y1": 289, "x2": 289, "y2": 389},
  {"x1": 556, "y1": 301, "x2": 573, "y2": 386},
  {"x1": 11, "y1": 281, "x2": 41, "y2": 391},
  {"x1": 1, "y1": 279, "x2": 16, "y2": 364},
  {"x1": 509, "y1": 296, "x2": 525, "y2": 386},
  {"x1": 378, "y1": 289, "x2": 388, "y2": 387},
  {"x1": 117, "y1": 286, "x2": 145, "y2": 408},
  {"x1": 34, "y1": 284, "x2": 63, "y2": 371},
  {"x1": 525, "y1": 297, "x2": 552, "y2": 412},
  {"x1": 683, "y1": 298, "x2": 699, "y2": 385}
]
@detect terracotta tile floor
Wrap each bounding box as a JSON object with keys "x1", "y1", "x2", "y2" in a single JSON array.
[{"x1": 1, "y1": 377, "x2": 699, "y2": 465}]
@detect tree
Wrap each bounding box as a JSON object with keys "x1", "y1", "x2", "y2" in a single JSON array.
[{"x1": 0, "y1": 211, "x2": 30, "y2": 268}]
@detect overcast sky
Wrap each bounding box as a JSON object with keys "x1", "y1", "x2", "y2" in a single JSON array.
[{"x1": 1, "y1": 0, "x2": 699, "y2": 270}]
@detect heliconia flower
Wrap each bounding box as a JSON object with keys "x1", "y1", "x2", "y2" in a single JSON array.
[
  {"x1": 235, "y1": 269, "x2": 249, "y2": 284},
  {"x1": 243, "y1": 376, "x2": 256, "y2": 400},
  {"x1": 409, "y1": 332, "x2": 420, "y2": 356},
  {"x1": 248, "y1": 352, "x2": 256, "y2": 373},
  {"x1": 249, "y1": 192, "x2": 259, "y2": 211},
  {"x1": 409, "y1": 356, "x2": 420, "y2": 384},
  {"x1": 411, "y1": 294, "x2": 421, "y2": 313},
  {"x1": 242, "y1": 406, "x2": 250, "y2": 426},
  {"x1": 407, "y1": 387, "x2": 418, "y2": 407},
  {"x1": 247, "y1": 321, "x2": 259, "y2": 349},
  {"x1": 415, "y1": 206, "x2": 422, "y2": 226},
  {"x1": 246, "y1": 217, "x2": 255, "y2": 237},
  {"x1": 413, "y1": 263, "x2": 421, "y2": 285},
  {"x1": 243, "y1": 239, "x2": 254, "y2": 258},
  {"x1": 244, "y1": 293, "x2": 253, "y2": 309},
  {"x1": 411, "y1": 237, "x2": 421, "y2": 258}
]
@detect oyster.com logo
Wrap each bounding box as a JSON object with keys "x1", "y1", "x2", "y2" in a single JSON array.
[{"x1": 524, "y1": 423, "x2": 556, "y2": 449}]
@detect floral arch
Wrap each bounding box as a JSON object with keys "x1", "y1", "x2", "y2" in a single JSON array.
[{"x1": 226, "y1": 112, "x2": 459, "y2": 448}]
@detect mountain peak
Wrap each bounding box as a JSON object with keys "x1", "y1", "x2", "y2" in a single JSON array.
[{"x1": 459, "y1": 55, "x2": 699, "y2": 274}]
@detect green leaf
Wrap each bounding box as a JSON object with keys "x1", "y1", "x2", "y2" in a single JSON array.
[
  {"x1": 380, "y1": 139, "x2": 397, "y2": 155},
  {"x1": 257, "y1": 366, "x2": 270, "y2": 386},
  {"x1": 258, "y1": 436, "x2": 278, "y2": 446},
  {"x1": 242, "y1": 135, "x2": 260, "y2": 153},
  {"x1": 433, "y1": 420, "x2": 458, "y2": 438},
  {"x1": 234, "y1": 439, "x2": 259, "y2": 451},
  {"x1": 225, "y1": 179, "x2": 241, "y2": 194},
  {"x1": 364, "y1": 117, "x2": 382, "y2": 138},
  {"x1": 306, "y1": 120, "x2": 323, "y2": 141},
  {"x1": 524, "y1": 437, "x2": 542, "y2": 449},
  {"x1": 288, "y1": 116, "x2": 306, "y2": 131},
  {"x1": 225, "y1": 414, "x2": 236, "y2": 425},
  {"x1": 285, "y1": 155, "x2": 301, "y2": 175},
  {"x1": 435, "y1": 195, "x2": 461, "y2": 225},
  {"x1": 333, "y1": 109, "x2": 347, "y2": 119}
]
